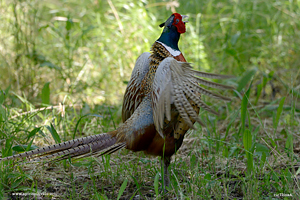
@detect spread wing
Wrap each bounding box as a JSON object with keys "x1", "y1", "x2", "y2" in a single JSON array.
[
  {"x1": 122, "y1": 52, "x2": 151, "y2": 122},
  {"x1": 151, "y1": 57, "x2": 234, "y2": 137}
]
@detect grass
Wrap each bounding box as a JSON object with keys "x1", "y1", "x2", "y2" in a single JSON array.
[{"x1": 0, "y1": 0, "x2": 299, "y2": 199}]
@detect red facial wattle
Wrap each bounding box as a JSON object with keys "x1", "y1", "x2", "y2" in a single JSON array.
[{"x1": 172, "y1": 13, "x2": 186, "y2": 34}]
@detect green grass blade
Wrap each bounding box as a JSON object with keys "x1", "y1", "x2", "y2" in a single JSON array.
[
  {"x1": 117, "y1": 179, "x2": 128, "y2": 200},
  {"x1": 0, "y1": 104, "x2": 6, "y2": 122},
  {"x1": 241, "y1": 86, "x2": 251, "y2": 133},
  {"x1": 237, "y1": 68, "x2": 257, "y2": 92},
  {"x1": 26, "y1": 127, "x2": 41, "y2": 143},
  {"x1": 285, "y1": 132, "x2": 293, "y2": 156},
  {"x1": 25, "y1": 138, "x2": 34, "y2": 151},
  {"x1": 243, "y1": 129, "x2": 253, "y2": 174},
  {"x1": 41, "y1": 82, "x2": 50, "y2": 105},
  {"x1": 12, "y1": 145, "x2": 39, "y2": 153},
  {"x1": 274, "y1": 97, "x2": 286, "y2": 133},
  {"x1": 0, "y1": 90, "x2": 5, "y2": 105},
  {"x1": 243, "y1": 129, "x2": 252, "y2": 152},
  {"x1": 46, "y1": 123, "x2": 61, "y2": 143},
  {"x1": 2, "y1": 138, "x2": 13, "y2": 158},
  {"x1": 154, "y1": 172, "x2": 159, "y2": 197}
]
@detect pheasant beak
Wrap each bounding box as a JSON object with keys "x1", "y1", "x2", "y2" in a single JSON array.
[{"x1": 181, "y1": 15, "x2": 189, "y2": 23}]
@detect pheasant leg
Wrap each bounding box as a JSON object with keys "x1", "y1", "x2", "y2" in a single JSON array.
[{"x1": 161, "y1": 156, "x2": 171, "y2": 192}]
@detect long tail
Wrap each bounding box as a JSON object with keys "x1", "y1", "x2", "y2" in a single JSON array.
[
  {"x1": 1, "y1": 95, "x2": 155, "y2": 163},
  {"x1": 0, "y1": 130, "x2": 126, "y2": 163}
]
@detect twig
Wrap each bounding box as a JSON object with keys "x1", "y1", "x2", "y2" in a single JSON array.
[
  {"x1": 107, "y1": 0, "x2": 124, "y2": 34},
  {"x1": 9, "y1": 104, "x2": 82, "y2": 120}
]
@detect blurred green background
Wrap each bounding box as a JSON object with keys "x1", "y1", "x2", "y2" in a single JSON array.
[{"x1": 1, "y1": 0, "x2": 298, "y2": 107}]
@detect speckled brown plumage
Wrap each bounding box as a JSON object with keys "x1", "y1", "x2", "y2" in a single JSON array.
[{"x1": 140, "y1": 42, "x2": 173, "y2": 97}]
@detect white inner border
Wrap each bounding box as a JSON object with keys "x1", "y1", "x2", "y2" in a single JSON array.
[{"x1": 156, "y1": 41, "x2": 181, "y2": 57}]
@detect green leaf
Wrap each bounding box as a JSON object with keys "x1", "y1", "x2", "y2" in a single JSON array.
[
  {"x1": 117, "y1": 179, "x2": 128, "y2": 200},
  {"x1": 26, "y1": 138, "x2": 34, "y2": 151},
  {"x1": 11, "y1": 177, "x2": 24, "y2": 189},
  {"x1": 280, "y1": 129, "x2": 288, "y2": 138},
  {"x1": 222, "y1": 146, "x2": 229, "y2": 157},
  {"x1": 0, "y1": 105, "x2": 6, "y2": 122},
  {"x1": 7, "y1": 173, "x2": 23, "y2": 179},
  {"x1": 0, "y1": 90, "x2": 5, "y2": 104},
  {"x1": 22, "y1": 173, "x2": 33, "y2": 181},
  {"x1": 40, "y1": 62, "x2": 61, "y2": 70},
  {"x1": 2, "y1": 137, "x2": 13, "y2": 157},
  {"x1": 260, "y1": 152, "x2": 267, "y2": 168},
  {"x1": 254, "y1": 83, "x2": 262, "y2": 105},
  {"x1": 247, "y1": 153, "x2": 253, "y2": 174},
  {"x1": 0, "y1": 88, "x2": 8, "y2": 121},
  {"x1": 26, "y1": 127, "x2": 41, "y2": 143},
  {"x1": 41, "y1": 82, "x2": 50, "y2": 105},
  {"x1": 131, "y1": 175, "x2": 140, "y2": 192},
  {"x1": 274, "y1": 97, "x2": 286, "y2": 133},
  {"x1": 254, "y1": 143, "x2": 270, "y2": 157},
  {"x1": 46, "y1": 123, "x2": 61, "y2": 143},
  {"x1": 243, "y1": 129, "x2": 253, "y2": 174},
  {"x1": 225, "y1": 48, "x2": 240, "y2": 63},
  {"x1": 255, "y1": 75, "x2": 269, "y2": 105},
  {"x1": 243, "y1": 129, "x2": 252, "y2": 151},
  {"x1": 154, "y1": 172, "x2": 159, "y2": 197},
  {"x1": 285, "y1": 133, "x2": 293, "y2": 153},
  {"x1": 241, "y1": 86, "x2": 251, "y2": 133},
  {"x1": 237, "y1": 68, "x2": 257, "y2": 92},
  {"x1": 0, "y1": 86, "x2": 10, "y2": 105},
  {"x1": 12, "y1": 145, "x2": 39, "y2": 152}
]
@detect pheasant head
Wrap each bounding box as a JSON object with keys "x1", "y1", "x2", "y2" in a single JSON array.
[{"x1": 157, "y1": 13, "x2": 188, "y2": 51}]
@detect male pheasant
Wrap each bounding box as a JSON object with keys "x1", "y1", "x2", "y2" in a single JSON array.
[{"x1": 1, "y1": 13, "x2": 233, "y2": 190}]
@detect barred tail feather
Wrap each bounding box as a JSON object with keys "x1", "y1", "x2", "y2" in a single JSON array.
[
  {"x1": 40, "y1": 141, "x2": 126, "y2": 163},
  {"x1": 0, "y1": 131, "x2": 125, "y2": 163}
]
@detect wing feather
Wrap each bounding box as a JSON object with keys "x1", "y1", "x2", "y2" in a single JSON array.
[
  {"x1": 191, "y1": 69, "x2": 235, "y2": 79},
  {"x1": 151, "y1": 57, "x2": 233, "y2": 137},
  {"x1": 122, "y1": 52, "x2": 151, "y2": 122},
  {"x1": 190, "y1": 75, "x2": 235, "y2": 90}
]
